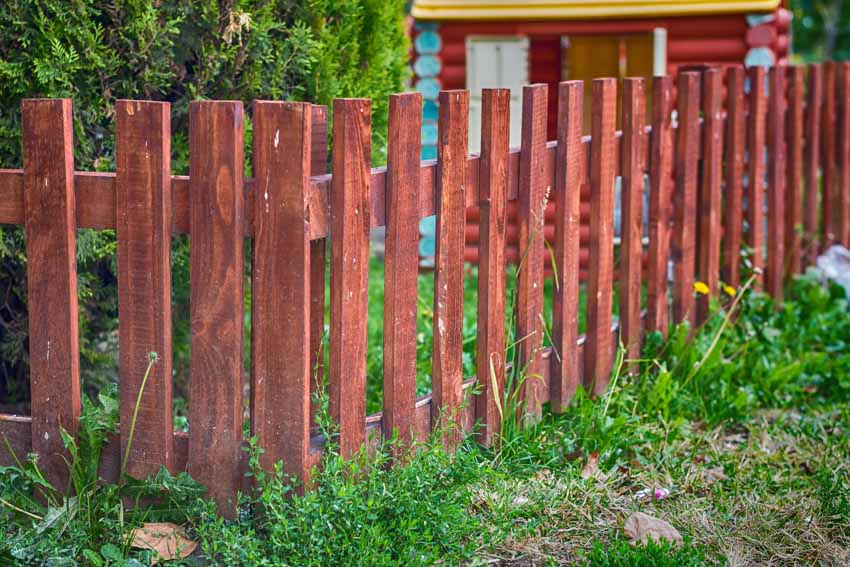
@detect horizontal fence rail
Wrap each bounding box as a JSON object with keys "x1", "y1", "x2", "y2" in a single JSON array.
[{"x1": 1, "y1": 62, "x2": 849, "y2": 516}]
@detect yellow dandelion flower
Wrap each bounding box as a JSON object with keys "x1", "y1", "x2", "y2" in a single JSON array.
[
  {"x1": 693, "y1": 281, "x2": 710, "y2": 295},
  {"x1": 723, "y1": 284, "x2": 736, "y2": 297}
]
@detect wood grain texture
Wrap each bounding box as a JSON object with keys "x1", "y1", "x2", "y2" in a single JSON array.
[
  {"x1": 475, "y1": 89, "x2": 510, "y2": 445},
  {"x1": 188, "y1": 101, "x2": 244, "y2": 516},
  {"x1": 672, "y1": 72, "x2": 700, "y2": 325},
  {"x1": 837, "y1": 62, "x2": 850, "y2": 248},
  {"x1": 646, "y1": 76, "x2": 674, "y2": 336},
  {"x1": 619, "y1": 78, "x2": 645, "y2": 361},
  {"x1": 804, "y1": 64, "x2": 823, "y2": 265},
  {"x1": 766, "y1": 66, "x2": 787, "y2": 301},
  {"x1": 822, "y1": 61, "x2": 837, "y2": 247},
  {"x1": 585, "y1": 78, "x2": 617, "y2": 396},
  {"x1": 724, "y1": 67, "x2": 746, "y2": 288},
  {"x1": 515, "y1": 84, "x2": 548, "y2": 416},
  {"x1": 383, "y1": 93, "x2": 422, "y2": 446},
  {"x1": 551, "y1": 81, "x2": 584, "y2": 411},
  {"x1": 696, "y1": 68, "x2": 723, "y2": 324},
  {"x1": 115, "y1": 100, "x2": 173, "y2": 477},
  {"x1": 329, "y1": 99, "x2": 371, "y2": 458},
  {"x1": 251, "y1": 102, "x2": 314, "y2": 486},
  {"x1": 785, "y1": 66, "x2": 805, "y2": 276},
  {"x1": 309, "y1": 106, "x2": 328, "y2": 424},
  {"x1": 21, "y1": 98, "x2": 80, "y2": 492},
  {"x1": 747, "y1": 66, "x2": 767, "y2": 286},
  {"x1": 432, "y1": 90, "x2": 469, "y2": 447}
]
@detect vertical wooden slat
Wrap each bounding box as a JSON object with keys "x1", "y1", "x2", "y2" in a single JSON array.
[
  {"x1": 585, "y1": 78, "x2": 616, "y2": 396},
  {"x1": 551, "y1": 81, "x2": 584, "y2": 411},
  {"x1": 309, "y1": 105, "x2": 328, "y2": 423},
  {"x1": 515, "y1": 84, "x2": 548, "y2": 415},
  {"x1": 432, "y1": 90, "x2": 468, "y2": 446},
  {"x1": 188, "y1": 101, "x2": 244, "y2": 515},
  {"x1": 822, "y1": 61, "x2": 837, "y2": 247},
  {"x1": 646, "y1": 76, "x2": 674, "y2": 336},
  {"x1": 837, "y1": 62, "x2": 850, "y2": 248},
  {"x1": 383, "y1": 93, "x2": 421, "y2": 445},
  {"x1": 329, "y1": 99, "x2": 371, "y2": 458},
  {"x1": 696, "y1": 68, "x2": 723, "y2": 324},
  {"x1": 723, "y1": 67, "x2": 746, "y2": 288},
  {"x1": 619, "y1": 78, "x2": 645, "y2": 361},
  {"x1": 785, "y1": 66, "x2": 805, "y2": 276},
  {"x1": 672, "y1": 72, "x2": 700, "y2": 325},
  {"x1": 22, "y1": 99, "x2": 80, "y2": 491},
  {"x1": 766, "y1": 66, "x2": 786, "y2": 301},
  {"x1": 116, "y1": 100, "x2": 173, "y2": 477},
  {"x1": 804, "y1": 64, "x2": 823, "y2": 266},
  {"x1": 476, "y1": 89, "x2": 509, "y2": 445},
  {"x1": 747, "y1": 66, "x2": 767, "y2": 286},
  {"x1": 251, "y1": 101, "x2": 313, "y2": 485}
]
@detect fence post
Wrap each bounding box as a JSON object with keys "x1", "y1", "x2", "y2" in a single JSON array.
[
  {"x1": 516, "y1": 84, "x2": 548, "y2": 414},
  {"x1": 433, "y1": 90, "x2": 468, "y2": 448},
  {"x1": 115, "y1": 100, "x2": 174, "y2": 477},
  {"x1": 251, "y1": 101, "x2": 313, "y2": 485},
  {"x1": 585, "y1": 78, "x2": 616, "y2": 396},
  {"x1": 724, "y1": 67, "x2": 746, "y2": 289},
  {"x1": 747, "y1": 66, "x2": 767, "y2": 287},
  {"x1": 766, "y1": 66, "x2": 787, "y2": 302},
  {"x1": 187, "y1": 101, "x2": 244, "y2": 516},
  {"x1": 821, "y1": 61, "x2": 837, "y2": 248},
  {"x1": 673, "y1": 72, "x2": 700, "y2": 326},
  {"x1": 804, "y1": 64, "x2": 823, "y2": 265},
  {"x1": 329, "y1": 99, "x2": 371, "y2": 458},
  {"x1": 837, "y1": 62, "x2": 850, "y2": 248},
  {"x1": 309, "y1": 105, "x2": 329, "y2": 425},
  {"x1": 22, "y1": 98, "x2": 80, "y2": 492},
  {"x1": 383, "y1": 93, "x2": 421, "y2": 446},
  {"x1": 785, "y1": 66, "x2": 804, "y2": 277},
  {"x1": 551, "y1": 81, "x2": 584, "y2": 411},
  {"x1": 647, "y1": 76, "x2": 674, "y2": 336}
]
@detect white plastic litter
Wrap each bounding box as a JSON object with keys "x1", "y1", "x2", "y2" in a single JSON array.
[{"x1": 816, "y1": 245, "x2": 850, "y2": 298}]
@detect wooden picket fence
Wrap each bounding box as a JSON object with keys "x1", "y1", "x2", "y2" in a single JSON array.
[{"x1": 1, "y1": 62, "x2": 849, "y2": 517}]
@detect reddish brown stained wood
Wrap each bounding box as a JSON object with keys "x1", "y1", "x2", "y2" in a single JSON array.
[
  {"x1": 672, "y1": 72, "x2": 701, "y2": 325},
  {"x1": 115, "y1": 100, "x2": 173, "y2": 477},
  {"x1": 696, "y1": 68, "x2": 723, "y2": 324},
  {"x1": 585, "y1": 78, "x2": 617, "y2": 396},
  {"x1": 328, "y1": 99, "x2": 371, "y2": 458},
  {"x1": 646, "y1": 76, "x2": 674, "y2": 336},
  {"x1": 822, "y1": 61, "x2": 837, "y2": 247},
  {"x1": 251, "y1": 102, "x2": 314, "y2": 485},
  {"x1": 551, "y1": 81, "x2": 584, "y2": 411},
  {"x1": 619, "y1": 78, "x2": 645, "y2": 361},
  {"x1": 475, "y1": 89, "x2": 510, "y2": 444},
  {"x1": 837, "y1": 62, "x2": 850, "y2": 248},
  {"x1": 432, "y1": 90, "x2": 469, "y2": 447},
  {"x1": 747, "y1": 66, "x2": 767, "y2": 286},
  {"x1": 724, "y1": 67, "x2": 747, "y2": 288},
  {"x1": 515, "y1": 84, "x2": 548, "y2": 415},
  {"x1": 785, "y1": 66, "x2": 805, "y2": 276},
  {"x1": 21, "y1": 98, "x2": 80, "y2": 491},
  {"x1": 804, "y1": 64, "x2": 823, "y2": 265},
  {"x1": 766, "y1": 66, "x2": 787, "y2": 301},
  {"x1": 188, "y1": 101, "x2": 244, "y2": 515},
  {"x1": 309, "y1": 106, "x2": 328, "y2": 424},
  {"x1": 383, "y1": 93, "x2": 422, "y2": 446}
]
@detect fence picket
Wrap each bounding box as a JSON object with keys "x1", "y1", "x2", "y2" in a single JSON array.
[
  {"x1": 822, "y1": 61, "x2": 837, "y2": 248},
  {"x1": 747, "y1": 66, "x2": 767, "y2": 286},
  {"x1": 383, "y1": 93, "x2": 422, "y2": 445},
  {"x1": 585, "y1": 78, "x2": 616, "y2": 396},
  {"x1": 21, "y1": 98, "x2": 80, "y2": 491},
  {"x1": 187, "y1": 101, "x2": 245, "y2": 515},
  {"x1": 723, "y1": 67, "x2": 746, "y2": 289},
  {"x1": 433, "y1": 91, "x2": 469, "y2": 446},
  {"x1": 786, "y1": 66, "x2": 804, "y2": 276},
  {"x1": 619, "y1": 78, "x2": 645, "y2": 362},
  {"x1": 673, "y1": 72, "x2": 700, "y2": 325},
  {"x1": 804, "y1": 64, "x2": 823, "y2": 265},
  {"x1": 551, "y1": 80, "x2": 584, "y2": 411},
  {"x1": 329, "y1": 99, "x2": 371, "y2": 458},
  {"x1": 116, "y1": 100, "x2": 173, "y2": 477},
  {"x1": 766, "y1": 66, "x2": 787, "y2": 302},
  {"x1": 516, "y1": 84, "x2": 548, "y2": 414},
  {"x1": 309, "y1": 105, "x2": 328, "y2": 424},
  {"x1": 837, "y1": 62, "x2": 850, "y2": 248},
  {"x1": 646, "y1": 76, "x2": 674, "y2": 336}
]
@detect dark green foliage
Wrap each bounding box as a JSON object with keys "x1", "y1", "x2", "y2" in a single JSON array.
[
  {"x1": 791, "y1": 0, "x2": 850, "y2": 61},
  {"x1": 580, "y1": 539, "x2": 712, "y2": 566}
]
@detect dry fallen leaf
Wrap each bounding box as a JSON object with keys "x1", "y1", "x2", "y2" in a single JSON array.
[
  {"x1": 581, "y1": 452, "x2": 599, "y2": 479},
  {"x1": 702, "y1": 467, "x2": 728, "y2": 485},
  {"x1": 131, "y1": 522, "x2": 197, "y2": 564},
  {"x1": 624, "y1": 511, "x2": 682, "y2": 546}
]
